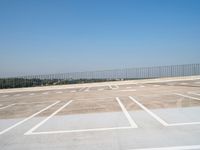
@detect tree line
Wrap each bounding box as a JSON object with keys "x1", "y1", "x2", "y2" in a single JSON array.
[{"x1": 0, "y1": 78, "x2": 117, "y2": 89}]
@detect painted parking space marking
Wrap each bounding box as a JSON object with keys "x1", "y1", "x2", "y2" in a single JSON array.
[
  {"x1": 128, "y1": 96, "x2": 169, "y2": 126},
  {"x1": 189, "y1": 92, "x2": 200, "y2": 96},
  {"x1": 0, "y1": 101, "x2": 60, "y2": 135},
  {"x1": 25, "y1": 100, "x2": 73, "y2": 135},
  {"x1": 116, "y1": 97, "x2": 138, "y2": 128},
  {"x1": 26, "y1": 126, "x2": 133, "y2": 135},
  {"x1": 0, "y1": 104, "x2": 16, "y2": 110},
  {"x1": 25, "y1": 98, "x2": 137, "y2": 135},
  {"x1": 108, "y1": 85, "x2": 113, "y2": 89},
  {"x1": 14, "y1": 94, "x2": 21, "y2": 97},
  {"x1": 175, "y1": 93, "x2": 200, "y2": 101},
  {"x1": 166, "y1": 122, "x2": 200, "y2": 126},
  {"x1": 56, "y1": 91, "x2": 63, "y2": 94},
  {"x1": 129, "y1": 96, "x2": 200, "y2": 127},
  {"x1": 130, "y1": 144, "x2": 200, "y2": 150},
  {"x1": 109, "y1": 85, "x2": 119, "y2": 90}
]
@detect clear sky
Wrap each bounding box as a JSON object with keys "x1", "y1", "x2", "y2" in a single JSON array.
[{"x1": 0, "y1": 0, "x2": 200, "y2": 77}]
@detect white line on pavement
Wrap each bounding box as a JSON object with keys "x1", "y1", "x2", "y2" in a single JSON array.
[
  {"x1": 189, "y1": 92, "x2": 200, "y2": 96},
  {"x1": 128, "y1": 96, "x2": 169, "y2": 126},
  {"x1": 175, "y1": 93, "x2": 200, "y2": 101},
  {"x1": 109, "y1": 85, "x2": 119, "y2": 90},
  {"x1": 108, "y1": 85, "x2": 113, "y2": 89},
  {"x1": 168, "y1": 122, "x2": 200, "y2": 126},
  {"x1": 130, "y1": 145, "x2": 200, "y2": 150},
  {"x1": 0, "y1": 104, "x2": 16, "y2": 110},
  {"x1": 26, "y1": 126, "x2": 132, "y2": 135},
  {"x1": 116, "y1": 97, "x2": 138, "y2": 128},
  {"x1": 25, "y1": 100, "x2": 73, "y2": 135},
  {"x1": 0, "y1": 101, "x2": 60, "y2": 135}
]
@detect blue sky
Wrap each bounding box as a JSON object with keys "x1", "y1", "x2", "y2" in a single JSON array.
[{"x1": 0, "y1": 0, "x2": 200, "y2": 77}]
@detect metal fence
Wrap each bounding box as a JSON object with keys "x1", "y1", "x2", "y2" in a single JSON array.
[
  {"x1": 22, "y1": 64, "x2": 200, "y2": 80},
  {"x1": 0, "y1": 64, "x2": 200, "y2": 89}
]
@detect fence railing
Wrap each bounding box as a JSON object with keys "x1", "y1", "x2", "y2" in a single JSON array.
[{"x1": 0, "y1": 64, "x2": 200, "y2": 89}]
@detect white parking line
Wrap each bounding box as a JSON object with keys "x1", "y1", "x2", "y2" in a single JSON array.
[
  {"x1": 128, "y1": 96, "x2": 169, "y2": 126},
  {"x1": 26, "y1": 126, "x2": 133, "y2": 135},
  {"x1": 175, "y1": 93, "x2": 200, "y2": 101},
  {"x1": 56, "y1": 91, "x2": 63, "y2": 94},
  {"x1": 195, "y1": 82, "x2": 200, "y2": 84},
  {"x1": 0, "y1": 101, "x2": 60, "y2": 135},
  {"x1": 25, "y1": 100, "x2": 73, "y2": 135},
  {"x1": 109, "y1": 85, "x2": 119, "y2": 90},
  {"x1": 73, "y1": 96, "x2": 115, "y2": 101},
  {"x1": 140, "y1": 85, "x2": 145, "y2": 88},
  {"x1": 189, "y1": 92, "x2": 200, "y2": 96},
  {"x1": 116, "y1": 97, "x2": 138, "y2": 128},
  {"x1": 25, "y1": 98, "x2": 136, "y2": 135},
  {"x1": 0, "y1": 104, "x2": 16, "y2": 110},
  {"x1": 108, "y1": 85, "x2": 113, "y2": 89},
  {"x1": 130, "y1": 144, "x2": 200, "y2": 150},
  {"x1": 14, "y1": 94, "x2": 21, "y2": 97},
  {"x1": 129, "y1": 96, "x2": 200, "y2": 127},
  {"x1": 168, "y1": 122, "x2": 200, "y2": 126}
]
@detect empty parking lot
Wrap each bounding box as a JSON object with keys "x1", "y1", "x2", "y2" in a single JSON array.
[{"x1": 0, "y1": 76, "x2": 200, "y2": 150}]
